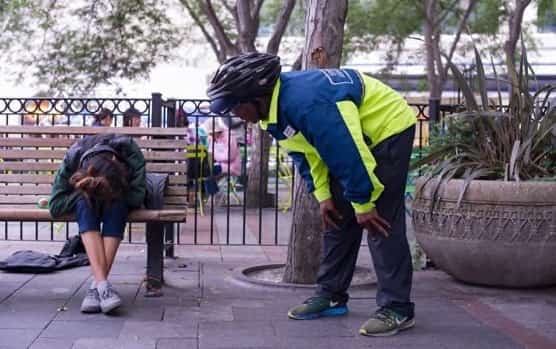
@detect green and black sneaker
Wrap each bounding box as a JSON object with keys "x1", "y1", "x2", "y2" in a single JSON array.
[
  {"x1": 359, "y1": 307, "x2": 415, "y2": 337},
  {"x1": 287, "y1": 296, "x2": 348, "y2": 320}
]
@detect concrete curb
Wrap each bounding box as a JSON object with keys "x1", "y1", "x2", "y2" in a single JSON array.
[{"x1": 232, "y1": 263, "x2": 376, "y2": 290}]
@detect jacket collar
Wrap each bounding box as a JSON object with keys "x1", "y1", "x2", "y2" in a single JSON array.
[{"x1": 259, "y1": 79, "x2": 280, "y2": 130}]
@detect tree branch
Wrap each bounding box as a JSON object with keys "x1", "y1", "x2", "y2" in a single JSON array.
[
  {"x1": 236, "y1": 0, "x2": 257, "y2": 51},
  {"x1": 180, "y1": 0, "x2": 223, "y2": 62},
  {"x1": 253, "y1": 0, "x2": 265, "y2": 20},
  {"x1": 219, "y1": 0, "x2": 235, "y2": 15},
  {"x1": 220, "y1": 0, "x2": 239, "y2": 25},
  {"x1": 434, "y1": 0, "x2": 458, "y2": 27},
  {"x1": 433, "y1": 31, "x2": 443, "y2": 79},
  {"x1": 441, "y1": 0, "x2": 477, "y2": 82},
  {"x1": 201, "y1": 0, "x2": 238, "y2": 55},
  {"x1": 266, "y1": 0, "x2": 295, "y2": 54},
  {"x1": 505, "y1": 0, "x2": 532, "y2": 63},
  {"x1": 249, "y1": 0, "x2": 263, "y2": 44}
]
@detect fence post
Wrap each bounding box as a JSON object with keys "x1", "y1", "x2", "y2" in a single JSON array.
[
  {"x1": 428, "y1": 98, "x2": 440, "y2": 124},
  {"x1": 151, "y1": 92, "x2": 162, "y2": 127},
  {"x1": 164, "y1": 98, "x2": 176, "y2": 258},
  {"x1": 166, "y1": 98, "x2": 176, "y2": 127}
]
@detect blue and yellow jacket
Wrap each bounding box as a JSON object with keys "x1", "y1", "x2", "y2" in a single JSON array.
[{"x1": 261, "y1": 69, "x2": 416, "y2": 214}]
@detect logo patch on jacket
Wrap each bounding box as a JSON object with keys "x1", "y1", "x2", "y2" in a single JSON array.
[
  {"x1": 283, "y1": 125, "x2": 297, "y2": 138},
  {"x1": 320, "y1": 69, "x2": 354, "y2": 85}
]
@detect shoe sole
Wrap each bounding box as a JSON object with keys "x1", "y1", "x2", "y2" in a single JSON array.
[
  {"x1": 288, "y1": 306, "x2": 349, "y2": 320},
  {"x1": 100, "y1": 299, "x2": 122, "y2": 314},
  {"x1": 80, "y1": 306, "x2": 101, "y2": 314},
  {"x1": 359, "y1": 318, "x2": 415, "y2": 337}
]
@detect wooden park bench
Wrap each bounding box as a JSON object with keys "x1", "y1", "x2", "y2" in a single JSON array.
[{"x1": 0, "y1": 126, "x2": 187, "y2": 296}]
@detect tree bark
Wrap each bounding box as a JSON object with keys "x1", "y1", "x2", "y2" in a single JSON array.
[
  {"x1": 504, "y1": 0, "x2": 532, "y2": 78},
  {"x1": 424, "y1": 0, "x2": 441, "y2": 100},
  {"x1": 245, "y1": 127, "x2": 273, "y2": 207},
  {"x1": 236, "y1": 0, "x2": 257, "y2": 52},
  {"x1": 283, "y1": 0, "x2": 348, "y2": 284}
]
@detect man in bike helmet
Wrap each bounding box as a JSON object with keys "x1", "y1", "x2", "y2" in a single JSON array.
[{"x1": 208, "y1": 52, "x2": 417, "y2": 337}]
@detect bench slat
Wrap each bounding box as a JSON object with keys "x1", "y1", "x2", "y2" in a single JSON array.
[
  {"x1": 1, "y1": 149, "x2": 186, "y2": 161},
  {"x1": 0, "y1": 185, "x2": 187, "y2": 196},
  {"x1": 0, "y1": 208, "x2": 186, "y2": 222},
  {"x1": 0, "y1": 201, "x2": 187, "y2": 209},
  {"x1": 0, "y1": 162, "x2": 60, "y2": 171},
  {"x1": 0, "y1": 174, "x2": 187, "y2": 185},
  {"x1": 0, "y1": 195, "x2": 56, "y2": 204},
  {"x1": 0, "y1": 149, "x2": 185, "y2": 161},
  {"x1": 0, "y1": 185, "x2": 52, "y2": 195},
  {"x1": 162, "y1": 197, "x2": 188, "y2": 205},
  {"x1": 0, "y1": 137, "x2": 187, "y2": 149},
  {"x1": 0, "y1": 174, "x2": 54, "y2": 184},
  {"x1": 0, "y1": 162, "x2": 186, "y2": 173},
  {"x1": 0, "y1": 126, "x2": 188, "y2": 136}
]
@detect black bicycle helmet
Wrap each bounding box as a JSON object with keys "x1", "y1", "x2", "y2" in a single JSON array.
[{"x1": 207, "y1": 52, "x2": 281, "y2": 113}]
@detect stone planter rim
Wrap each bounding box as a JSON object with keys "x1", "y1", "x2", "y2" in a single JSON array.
[{"x1": 415, "y1": 177, "x2": 556, "y2": 204}]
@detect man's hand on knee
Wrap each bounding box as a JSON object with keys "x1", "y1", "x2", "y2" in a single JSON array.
[
  {"x1": 356, "y1": 209, "x2": 391, "y2": 238},
  {"x1": 319, "y1": 199, "x2": 342, "y2": 230}
]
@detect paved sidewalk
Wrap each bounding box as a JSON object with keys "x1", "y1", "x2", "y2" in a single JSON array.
[{"x1": 0, "y1": 242, "x2": 555, "y2": 349}]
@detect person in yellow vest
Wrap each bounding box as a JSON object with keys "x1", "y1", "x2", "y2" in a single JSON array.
[{"x1": 207, "y1": 53, "x2": 416, "y2": 337}]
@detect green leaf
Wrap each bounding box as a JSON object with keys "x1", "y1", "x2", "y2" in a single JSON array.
[
  {"x1": 444, "y1": 55, "x2": 479, "y2": 111},
  {"x1": 509, "y1": 140, "x2": 521, "y2": 181},
  {"x1": 474, "y1": 46, "x2": 489, "y2": 110},
  {"x1": 456, "y1": 168, "x2": 491, "y2": 207},
  {"x1": 490, "y1": 56, "x2": 503, "y2": 107}
]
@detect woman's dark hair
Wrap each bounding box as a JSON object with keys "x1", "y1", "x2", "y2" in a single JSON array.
[
  {"x1": 94, "y1": 108, "x2": 114, "y2": 125},
  {"x1": 123, "y1": 107, "x2": 141, "y2": 127},
  {"x1": 69, "y1": 152, "x2": 128, "y2": 203}
]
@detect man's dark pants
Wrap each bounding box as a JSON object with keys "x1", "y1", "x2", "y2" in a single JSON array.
[{"x1": 315, "y1": 125, "x2": 416, "y2": 318}]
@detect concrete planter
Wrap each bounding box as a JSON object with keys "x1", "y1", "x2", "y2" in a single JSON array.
[{"x1": 412, "y1": 178, "x2": 556, "y2": 287}]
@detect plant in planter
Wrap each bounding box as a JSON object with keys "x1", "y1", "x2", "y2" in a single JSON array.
[{"x1": 411, "y1": 45, "x2": 556, "y2": 287}]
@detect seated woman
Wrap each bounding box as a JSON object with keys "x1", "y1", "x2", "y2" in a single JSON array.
[
  {"x1": 202, "y1": 118, "x2": 241, "y2": 178},
  {"x1": 49, "y1": 133, "x2": 145, "y2": 314}
]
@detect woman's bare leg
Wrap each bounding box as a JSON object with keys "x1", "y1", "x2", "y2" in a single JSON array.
[
  {"x1": 81, "y1": 231, "x2": 108, "y2": 282},
  {"x1": 103, "y1": 237, "x2": 121, "y2": 276}
]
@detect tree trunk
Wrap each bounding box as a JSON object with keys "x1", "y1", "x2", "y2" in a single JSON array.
[
  {"x1": 424, "y1": 0, "x2": 442, "y2": 100},
  {"x1": 283, "y1": 173, "x2": 323, "y2": 283},
  {"x1": 504, "y1": 0, "x2": 532, "y2": 82},
  {"x1": 245, "y1": 127, "x2": 273, "y2": 207},
  {"x1": 282, "y1": 0, "x2": 348, "y2": 284}
]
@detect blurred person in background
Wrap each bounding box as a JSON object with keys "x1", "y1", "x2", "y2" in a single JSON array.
[
  {"x1": 123, "y1": 107, "x2": 142, "y2": 127},
  {"x1": 93, "y1": 108, "x2": 114, "y2": 127},
  {"x1": 202, "y1": 118, "x2": 241, "y2": 178}
]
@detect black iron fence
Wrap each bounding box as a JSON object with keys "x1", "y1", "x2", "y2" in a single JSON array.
[{"x1": 0, "y1": 95, "x2": 446, "y2": 246}]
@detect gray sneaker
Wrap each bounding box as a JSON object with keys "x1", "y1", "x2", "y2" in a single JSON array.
[
  {"x1": 80, "y1": 288, "x2": 101, "y2": 313},
  {"x1": 98, "y1": 282, "x2": 122, "y2": 314}
]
